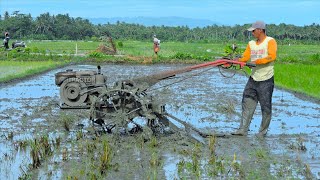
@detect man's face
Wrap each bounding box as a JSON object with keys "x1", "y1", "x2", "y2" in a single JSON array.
[{"x1": 252, "y1": 28, "x2": 262, "y2": 38}]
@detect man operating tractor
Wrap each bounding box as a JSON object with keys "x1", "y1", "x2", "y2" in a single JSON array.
[{"x1": 232, "y1": 20, "x2": 277, "y2": 137}]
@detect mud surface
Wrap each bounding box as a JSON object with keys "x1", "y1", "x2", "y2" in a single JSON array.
[{"x1": 0, "y1": 64, "x2": 319, "y2": 179}]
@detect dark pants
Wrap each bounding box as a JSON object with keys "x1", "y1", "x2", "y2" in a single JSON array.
[
  {"x1": 240, "y1": 76, "x2": 274, "y2": 135},
  {"x1": 4, "y1": 42, "x2": 9, "y2": 49}
]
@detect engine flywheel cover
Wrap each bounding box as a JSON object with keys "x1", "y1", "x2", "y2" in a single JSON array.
[{"x1": 60, "y1": 78, "x2": 88, "y2": 106}]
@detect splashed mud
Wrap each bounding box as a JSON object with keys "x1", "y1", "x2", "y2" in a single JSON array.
[{"x1": 0, "y1": 64, "x2": 319, "y2": 179}]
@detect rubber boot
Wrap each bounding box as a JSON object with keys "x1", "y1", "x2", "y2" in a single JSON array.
[
  {"x1": 257, "y1": 110, "x2": 272, "y2": 137},
  {"x1": 232, "y1": 98, "x2": 257, "y2": 136}
]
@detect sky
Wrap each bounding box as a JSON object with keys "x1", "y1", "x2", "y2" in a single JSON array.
[{"x1": 0, "y1": 0, "x2": 319, "y2": 26}]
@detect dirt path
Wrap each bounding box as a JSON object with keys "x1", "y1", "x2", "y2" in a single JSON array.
[{"x1": 0, "y1": 64, "x2": 319, "y2": 179}]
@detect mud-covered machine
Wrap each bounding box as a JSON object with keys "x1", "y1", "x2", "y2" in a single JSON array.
[{"x1": 55, "y1": 59, "x2": 255, "y2": 134}]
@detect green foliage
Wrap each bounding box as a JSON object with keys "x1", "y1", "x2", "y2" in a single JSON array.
[
  {"x1": 29, "y1": 135, "x2": 53, "y2": 169},
  {"x1": 0, "y1": 60, "x2": 68, "y2": 83},
  {"x1": 308, "y1": 53, "x2": 320, "y2": 63},
  {"x1": 117, "y1": 41, "x2": 124, "y2": 48},
  {"x1": 91, "y1": 36, "x2": 99, "y2": 41},
  {"x1": 24, "y1": 47, "x2": 31, "y2": 54},
  {"x1": 279, "y1": 53, "x2": 320, "y2": 65},
  {"x1": 173, "y1": 52, "x2": 194, "y2": 59},
  {"x1": 0, "y1": 40, "x2": 318, "y2": 100},
  {"x1": 31, "y1": 46, "x2": 40, "y2": 53},
  {"x1": 281, "y1": 55, "x2": 299, "y2": 63},
  {"x1": 275, "y1": 63, "x2": 320, "y2": 99},
  {"x1": 99, "y1": 139, "x2": 113, "y2": 174},
  {"x1": 0, "y1": 11, "x2": 320, "y2": 43},
  {"x1": 88, "y1": 51, "x2": 104, "y2": 58},
  {"x1": 222, "y1": 44, "x2": 243, "y2": 59},
  {"x1": 172, "y1": 52, "x2": 210, "y2": 61}
]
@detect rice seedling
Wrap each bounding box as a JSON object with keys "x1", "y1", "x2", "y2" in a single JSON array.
[
  {"x1": 226, "y1": 153, "x2": 244, "y2": 178},
  {"x1": 0, "y1": 60, "x2": 68, "y2": 83},
  {"x1": 208, "y1": 135, "x2": 216, "y2": 156},
  {"x1": 15, "y1": 140, "x2": 28, "y2": 151},
  {"x1": 206, "y1": 154, "x2": 230, "y2": 178},
  {"x1": 191, "y1": 153, "x2": 201, "y2": 177},
  {"x1": 99, "y1": 139, "x2": 113, "y2": 175},
  {"x1": 29, "y1": 139, "x2": 41, "y2": 168},
  {"x1": 59, "y1": 113, "x2": 76, "y2": 132},
  {"x1": 148, "y1": 136, "x2": 158, "y2": 149},
  {"x1": 18, "y1": 166, "x2": 32, "y2": 180},
  {"x1": 40, "y1": 135, "x2": 52, "y2": 156},
  {"x1": 275, "y1": 63, "x2": 320, "y2": 99},
  {"x1": 304, "y1": 163, "x2": 313, "y2": 179},
  {"x1": 177, "y1": 159, "x2": 186, "y2": 175},
  {"x1": 62, "y1": 148, "x2": 68, "y2": 161},
  {"x1": 66, "y1": 176, "x2": 79, "y2": 180},
  {"x1": 53, "y1": 136, "x2": 61, "y2": 148},
  {"x1": 149, "y1": 152, "x2": 161, "y2": 167},
  {"x1": 215, "y1": 99, "x2": 237, "y2": 117},
  {"x1": 28, "y1": 135, "x2": 54, "y2": 169},
  {"x1": 136, "y1": 134, "x2": 146, "y2": 149},
  {"x1": 86, "y1": 142, "x2": 96, "y2": 154},
  {"x1": 7, "y1": 131, "x2": 14, "y2": 140},
  {"x1": 76, "y1": 130, "x2": 83, "y2": 140},
  {"x1": 176, "y1": 143, "x2": 203, "y2": 178},
  {"x1": 253, "y1": 148, "x2": 268, "y2": 161}
]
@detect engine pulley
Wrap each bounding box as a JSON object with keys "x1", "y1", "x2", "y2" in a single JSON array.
[{"x1": 59, "y1": 78, "x2": 88, "y2": 106}]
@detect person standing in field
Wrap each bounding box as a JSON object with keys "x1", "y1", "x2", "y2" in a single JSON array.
[
  {"x1": 231, "y1": 21, "x2": 277, "y2": 137},
  {"x1": 153, "y1": 35, "x2": 160, "y2": 56},
  {"x1": 3, "y1": 32, "x2": 10, "y2": 50}
]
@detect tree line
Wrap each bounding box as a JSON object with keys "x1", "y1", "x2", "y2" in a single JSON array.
[{"x1": 1, "y1": 11, "x2": 319, "y2": 44}]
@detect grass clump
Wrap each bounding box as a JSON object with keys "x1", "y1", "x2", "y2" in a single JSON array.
[
  {"x1": 29, "y1": 135, "x2": 53, "y2": 169},
  {"x1": 99, "y1": 139, "x2": 113, "y2": 175}
]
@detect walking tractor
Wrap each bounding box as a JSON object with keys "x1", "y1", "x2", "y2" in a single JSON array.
[{"x1": 55, "y1": 58, "x2": 255, "y2": 138}]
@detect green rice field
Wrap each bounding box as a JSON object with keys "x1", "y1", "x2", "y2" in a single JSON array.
[
  {"x1": 1, "y1": 40, "x2": 319, "y2": 99},
  {"x1": 0, "y1": 60, "x2": 67, "y2": 82}
]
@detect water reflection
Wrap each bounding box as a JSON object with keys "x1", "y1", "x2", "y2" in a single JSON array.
[{"x1": 0, "y1": 64, "x2": 319, "y2": 179}]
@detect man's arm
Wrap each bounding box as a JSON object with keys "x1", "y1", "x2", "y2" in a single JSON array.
[
  {"x1": 238, "y1": 44, "x2": 251, "y2": 62},
  {"x1": 255, "y1": 39, "x2": 277, "y2": 64}
]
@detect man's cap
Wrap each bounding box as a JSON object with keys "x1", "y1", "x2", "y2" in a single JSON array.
[{"x1": 247, "y1": 21, "x2": 266, "y2": 31}]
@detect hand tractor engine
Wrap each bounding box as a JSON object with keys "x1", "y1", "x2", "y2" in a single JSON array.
[{"x1": 55, "y1": 66, "x2": 107, "y2": 108}]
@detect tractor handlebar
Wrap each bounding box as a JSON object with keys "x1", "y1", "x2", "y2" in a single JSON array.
[{"x1": 245, "y1": 62, "x2": 256, "y2": 68}]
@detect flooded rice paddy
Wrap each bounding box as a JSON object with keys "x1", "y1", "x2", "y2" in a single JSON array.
[{"x1": 0, "y1": 64, "x2": 319, "y2": 179}]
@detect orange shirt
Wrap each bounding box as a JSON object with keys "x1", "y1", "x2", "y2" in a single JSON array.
[{"x1": 239, "y1": 37, "x2": 277, "y2": 65}]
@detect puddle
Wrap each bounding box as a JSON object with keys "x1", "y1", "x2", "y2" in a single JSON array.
[{"x1": 0, "y1": 63, "x2": 319, "y2": 179}]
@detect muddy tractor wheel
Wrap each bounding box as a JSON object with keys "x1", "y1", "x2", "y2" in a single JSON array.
[
  {"x1": 60, "y1": 78, "x2": 88, "y2": 106},
  {"x1": 89, "y1": 89, "x2": 146, "y2": 133}
]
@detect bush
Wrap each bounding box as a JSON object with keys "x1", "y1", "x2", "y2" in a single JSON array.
[
  {"x1": 88, "y1": 51, "x2": 104, "y2": 58},
  {"x1": 308, "y1": 53, "x2": 320, "y2": 64},
  {"x1": 24, "y1": 47, "x2": 31, "y2": 54},
  {"x1": 31, "y1": 47, "x2": 40, "y2": 53},
  {"x1": 171, "y1": 52, "x2": 211, "y2": 61},
  {"x1": 173, "y1": 52, "x2": 193, "y2": 59},
  {"x1": 117, "y1": 41, "x2": 123, "y2": 48},
  {"x1": 281, "y1": 55, "x2": 300, "y2": 63},
  {"x1": 91, "y1": 36, "x2": 98, "y2": 41}
]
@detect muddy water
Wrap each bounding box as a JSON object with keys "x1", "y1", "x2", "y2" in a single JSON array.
[{"x1": 0, "y1": 64, "x2": 319, "y2": 179}]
